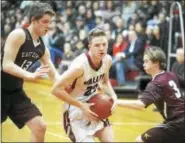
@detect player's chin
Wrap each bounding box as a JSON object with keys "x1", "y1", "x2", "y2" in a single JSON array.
[
  {"x1": 41, "y1": 30, "x2": 48, "y2": 36},
  {"x1": 144, "y1": 68, "x2": 147, "y2": 72},
  {"x1": 98, "y1": 53, "x2": 105, "y2": 59},
  {"x1": 144, "y1": 69, "x2": 150, "y2": 74}
]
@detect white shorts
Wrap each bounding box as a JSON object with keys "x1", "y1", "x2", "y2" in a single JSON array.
[{"x1": 63, "y1": 104, "x2": 111, "y2": 142}]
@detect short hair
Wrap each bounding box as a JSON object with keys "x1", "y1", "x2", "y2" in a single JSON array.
[
  {"x1": 28, "y1": 2, "x2": 55, "y2": 23},
  {"x1": 88, "y1": 28, "x2": 107, "y2": 43},
  {"x1": 144, "y1": 46, "x2": 167, "y2": 70}
]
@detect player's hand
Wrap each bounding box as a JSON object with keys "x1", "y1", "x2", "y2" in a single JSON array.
[
  {"x1": 80, "y1": 102, "x2": 99, "y2": 121},
  {"x1": 27, "y1": 64, "x2": 50, "y2": 81}
]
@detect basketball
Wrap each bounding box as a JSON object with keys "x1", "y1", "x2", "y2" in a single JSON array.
[{"x1": 88, "y1": 93, "x2": 113, "y2": 120}]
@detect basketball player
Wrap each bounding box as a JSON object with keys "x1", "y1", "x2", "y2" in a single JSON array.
[
  {"x1": 52, "y1": 28, "x2": 117, "y2": 142},
  {"x1": 117, "y1": 47, "x2": 185, "y2": 143},
  {"x1": 1, "y1": 2, "x2": 59, "y2": 142}
]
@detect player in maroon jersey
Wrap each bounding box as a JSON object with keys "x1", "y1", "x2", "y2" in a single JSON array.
[{"x1": 117, "y1": 46, "x2": 185, "y2": 143}]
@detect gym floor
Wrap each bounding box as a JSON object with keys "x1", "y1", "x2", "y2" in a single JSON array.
[{"x1": 1, "y1": 80, "x2": 163, "y2": 142}]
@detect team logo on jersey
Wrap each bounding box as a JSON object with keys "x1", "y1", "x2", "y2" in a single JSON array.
[
  {"x1": 84, "y1": 73, "x2": 105, "y2": 96},
  {"x1": 84, "y1": 73, "x2": 105, "y2": 85},
  {"x1": 21, "y1": 52, "x2": 39, "y2": 59},
  {"x1": 144, "y1": 133, "x2": 151, "y2": 139}
]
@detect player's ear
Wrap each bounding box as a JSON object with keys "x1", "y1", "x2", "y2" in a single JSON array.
[
  {"x1": 160, "y1": 62, "x2": 166, "y2": 70},
  {"x1": 88, "y1": 43, "x2": 91, "y2": 49},
  {"x1": 31, "y1": 17, "x2": 36, "y2": 22}
]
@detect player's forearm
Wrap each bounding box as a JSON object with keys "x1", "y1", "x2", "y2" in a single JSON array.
[
  {"x1": 51, "y1": 86, "x2": 83, "y2": 109},
  {"x1": 103, "y1": 81, "x2": 117, "y2": 100},
  {"x1": 2, "y1": 62, "x2": 33, "y2": 80},
  {"x1": 117, "y1": 99, "x2": 145, "y2": 110},
  {"x1": 48, "y1": 64, "x2": 60, "y2": 83}
]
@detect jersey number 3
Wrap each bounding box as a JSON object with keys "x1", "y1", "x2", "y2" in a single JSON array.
[{"x1": 169, "y1": 80, "x2": 181, "y2": 98}]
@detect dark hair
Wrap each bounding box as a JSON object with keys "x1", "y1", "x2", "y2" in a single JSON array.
[
  {"x1": 88, "y1": 27, "x2": 107, "y2": 42},
  {"x1": 28, "y1": 2, "x2": 55, "y2": 23},
  {"x1": 144, "y1": 46, "x2": 167, "y2": 70}
]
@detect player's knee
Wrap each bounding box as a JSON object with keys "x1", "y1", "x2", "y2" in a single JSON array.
[
  {"x1": 33, "y1": 121, "x2": 47, "y2": 134},
  {"x1": 135, "y1": 135, "x2": 143, "y2": 143},
  {"x1": 38, "y1": 121, "x2": 47, "y2": 133}
]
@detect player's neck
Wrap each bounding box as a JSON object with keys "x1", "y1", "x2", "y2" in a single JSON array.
[
  {"x1": 88, "y1": 52, "x2": 101, "y2": 67},
  {"x1": 27, "y1": 26, "x2": 39, "y2": 41},
  {"x1": 151, "y1": 69, "x2": 165, "y2": 79}
]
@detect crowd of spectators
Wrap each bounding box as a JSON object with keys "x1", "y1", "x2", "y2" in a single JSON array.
[{"x1": 1, "y1": 0, "x2": 184, "y2": 86}]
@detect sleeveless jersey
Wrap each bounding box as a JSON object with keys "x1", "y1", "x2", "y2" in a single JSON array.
[
  {"x1": 1, "y1": 28, "x2": 45, "y2": 90},
  {"x1": 67, "y1": 52, "x2": 111, "y2": 102}
]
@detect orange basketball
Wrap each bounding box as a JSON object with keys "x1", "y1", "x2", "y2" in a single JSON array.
[{"x1": 88, "y1": 93, "x2": 113, "y2": 120}]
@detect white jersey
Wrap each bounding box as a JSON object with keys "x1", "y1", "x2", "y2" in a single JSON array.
[
  {"x1": 67, "y1": 52, "x2": 111, "y2": 102},
  {"x1": 62, "y1": 53, "x2": 112, "y2": 142}
]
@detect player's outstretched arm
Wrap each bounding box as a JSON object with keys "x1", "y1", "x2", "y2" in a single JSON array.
[
  {"x1": 117, "y1": 99, "x2": 145, "y2": 111},
  {"x1": 2, "y1": 29, "x2": 48, "y2": 81},
  {"x1": 101, "y1": 55, "x2": 117, "y2": 111}
]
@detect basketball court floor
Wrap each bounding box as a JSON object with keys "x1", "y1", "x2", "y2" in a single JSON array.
[{"x1": 1, "y1": 80, "x2": 163, "y2": 142}]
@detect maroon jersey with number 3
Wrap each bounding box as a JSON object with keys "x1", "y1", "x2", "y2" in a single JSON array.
[{"x1": 139, "y1": 71, "x2": 184, "y2": 124}]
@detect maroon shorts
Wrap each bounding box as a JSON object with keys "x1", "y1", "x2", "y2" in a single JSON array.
[
  {"x1": 1, "y1": 88, "x2": 42, "y2": 129},
  {"x1": 141, "y1": 124, "x2": 185, "y2": 143}
]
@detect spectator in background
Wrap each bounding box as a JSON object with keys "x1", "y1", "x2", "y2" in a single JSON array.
[
  {"x1": 147, "y1": 15, "x2": 160, "y2": 27},
  {"x1": 136, "y1": 1, "x2": 150, "y2": 22},
  {"x1": 74, "y1": 16, "x2": 88, "y2": 34},
  {"x1": 85, "y1": 9, "x2": 96, "y2": 31},
  {"x1": 73, "y1": 40, "x2": 87, "y2": 58},
  {"x1": 147, "y1": 1, "x2": 162, "y2": 20},
  {"x1": 113, "y1": 30, "x2": 144, "y2": 85},
  {"x1": 48, "y1": 20, "x2": 64, "y2": 68},
  {"x1": 135, "y1": 21, "x2": 147, "y2": 49},
  {"x1": 20, "y1": 0, "x2": 34, "y2": 10},
  {"x1": 95, "y1": 15, "x2": 104, "y2": 28},
  {"x1": 110, "y1": 33, "x2": 127, "y2": 79},
  {"x1": 150, "y1": 25, "x2": 161, "y2": 47},
  {"x1": 104, "y1": 23, "x2": 115, "y2": 57},
  {"x1": 112, "y1": 33, "x2": 128, "y2": 57},
  {"x1": 127, "y1": 12, "x2": 139, "y2": 29},
  {"x1": 158, "y1": 12, "x2": 169, "y2": 56},
  {"x1": 64, "y1": 6, "x2": 77, "y2": 28},
  {"x1": 171, "y1": 48, "x2": 185, "y2": 91},
  {"x1": 58, "y1": 42, "x2": 75, "y2": 74},
  {"x1": 122, "y1": 1, "x2": 139, "y2": 27},
  {"x1": 112, "y1": 17, "x2": 125, "y2": 39},
  {"x1": 78, "y1": 4, "x2": 86, "y2": 19},
  {"x1": 128, "y1": 24, "x2": 135, "y2": 31},
  {"x1": 145, "y1": 25, "x2": 154, "y2": 48}
]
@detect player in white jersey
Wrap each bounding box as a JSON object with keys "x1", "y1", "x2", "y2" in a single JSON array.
[{"x1": 52, "y1": 28, "x2": 117, "y2": 142}]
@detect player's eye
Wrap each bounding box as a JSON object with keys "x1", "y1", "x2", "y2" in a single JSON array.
[
  {"x1": 95, "y1": 44, "x2": 100, "y2": 47},
  {"x1": 42, "y1": 20, "x2": 49, "y2": 24}
]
